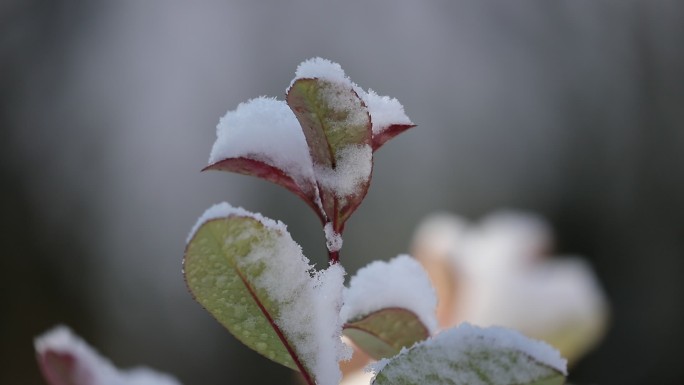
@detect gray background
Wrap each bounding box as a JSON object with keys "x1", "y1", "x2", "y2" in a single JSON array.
[{"x1": 2, "y1": 1, "x2": 683, "y2": 384}]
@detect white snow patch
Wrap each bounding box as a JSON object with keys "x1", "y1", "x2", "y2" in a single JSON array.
[
  {"x1": 324, "y1": 222, "x2": 343, "y2": 252},
  {"x1": 341, "y1": 255, "x2": 438, "y2": 334},
  {"x1": 292, "y1": 57, "x2": 353, "y2": 88},
  {"x1": 186, "y1": 202, "x2": 282, "y2": 244},
  {"x1": 321, "y1": 82, "x2": 369, "y2": 129},
  {"x1": 362, "y1": 89, "x2": 413, "y2": 135},
  {"x1": 35, "y1": 325, "x2": 182, "y2": 385},
  {"x1": 214, "y1": 206, "x2": 348, "y2": 385},
  {"x1": 208, "y1": 97, "x2": 315, "y2": 191},
  {"x1": 315, "y1": 144, "x2": 372, "y2": 198},
  {"x1": 370, "y1": 323, "x2": 567, "y2": 384}
]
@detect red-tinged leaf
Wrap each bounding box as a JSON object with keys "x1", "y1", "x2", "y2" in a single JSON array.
[
  {"x1": 35, "y1": 326, "x2": 181, "y2": 385},
  {"x1": 343, "y1": 308, "x2": 429, "y2": 360},
  {"x1": 37, "y1": 350, "x2": 82, "y2": 385},
  {"x1": 287, "y1": 78, "x2": 372, "y2": 231},
  {"x1": 372, "y1": 124, "x2": 416, "y2": 151},
  {"x1": 184, "y1": 205, "x2": 349, "y2": 385},
  {"x1": 203, "y1": 157, "x2": 324, "y2": 222}
]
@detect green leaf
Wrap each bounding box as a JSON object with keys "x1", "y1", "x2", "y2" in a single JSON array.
[
  {"x1": 184, "y1": 215, "x2": 299, "y2": 370},
  {"x1": 343, "y1": 308, "x2": 429, "y2": 360},
  {"x1": 287, "y1": 78, "x2": 371, "y2": 168},
  {"x1": 286, "y1": 78, "x2": 372, "y2": 228},
  {"x1": 371, "y1": 323, "x2": 567, "y2": 385}
]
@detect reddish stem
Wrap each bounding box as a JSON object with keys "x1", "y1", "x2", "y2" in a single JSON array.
[{"x1": 329, "y1": 250, "x2": 340, "y2": 264}]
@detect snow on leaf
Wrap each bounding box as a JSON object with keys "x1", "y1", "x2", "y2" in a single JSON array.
[
  {"x1": 205, "y1": 59, "x2": 414, "y2": 241},
  {"x1": 362, "y1": 89, "x2": 415, "y2": 150},
  {"x1": 291, "y1": 58, "x2": 415, "y2": 152},
  {"x1": 341, "y1": 255, "x2": 438, "y2": 334},
  {"x1": 34, "y1": 325, "x2": 182, "y2": 385},
  {"x1": 343, "y1": 308, "x2": 429, "y2": 360},
  {"x1": 205, "y1": 97, "x2": 323, "y2": 219},
  {"x1": 370, "y1": 323, "x2": 567, "y2": 385},
  {"x1": 286, "y1": 76, "x2": 372, "y2": 232},
  {"x1": 184, "y1": 203, "x2": 350, "y2": 385}
]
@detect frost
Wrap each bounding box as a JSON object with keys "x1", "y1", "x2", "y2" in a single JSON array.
[
  {"x1": 208, "y1": 97, "x2": 315, "y2": 190},
  {"x1": 370, "y1": 323, "x2": 567, "y2": 385},
  {"x1": 314, "y1": 144, "x2": 373, "y2": 198},
  {"x1": 191, "y1": 203, "x2": 349, "y2": 385},
  {"x1": 324, "y1": 222, "x2": 343, "y2": 252},
  {"x1": 35, "y1": 325, "x2": 181, "y2": 385},
  {"x1": 341, "y1": 255, "x2": 438, "y2": 334}
]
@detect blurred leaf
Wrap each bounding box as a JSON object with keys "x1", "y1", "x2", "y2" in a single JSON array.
[
  {"x1": 343, "y1": 308, "x2": 429, "y2": 360},
  {"x1": 35, "y1": 326, "x2": 181, "y2": 385},
  {"x1": 372, "y1": 324, "x2": 566, "y2": 385}
]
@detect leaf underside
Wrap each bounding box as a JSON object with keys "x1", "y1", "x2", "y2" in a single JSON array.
[
  {"x1": 184, "y1": 216, "x2": 299, "y2": 371},
  {"x1": 37, "y1": 351, "x2": 80, "y2": 385},
  {"x1": 203, "y1": 158, "x2": 322, "y2": 222},
  {"x1": 372, "y1": 124, "x2": 416, "y2": 151},
  {"x1": 343, "y1": 308, "x2": 429, "y2": 360}
]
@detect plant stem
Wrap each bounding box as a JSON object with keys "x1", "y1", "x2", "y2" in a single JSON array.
[{"x1": 329, "y1": 250, "x2": 340, "y2": 264}]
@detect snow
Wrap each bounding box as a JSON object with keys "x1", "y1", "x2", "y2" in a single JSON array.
[
  {"x1": 341, "y1": 255, "x2": 438, "y2": 334},
  {"x1": 314, "y1": 144, "x2": 373, "y2": 198},
  {"x1": 189, "y1": 203, "x2": 349, "y2": 385},
  {"x1": 370, "y1": 323, "x2": 567, "y2": 384},
  {"x1": 362, "y1": 89, "x2": 413, "y2": 135},
  {"x1": 208, "y1": 96, "x2": 315, "y2": 191},
  {"x1": 35, "y1": 325, "x2": 182, "y2": 385},
  {"x1": 292, "y1": 57, "x2": 353, "y2": 89},
  {"x1": 186, "y1": 202, "x2": 282, "y2": 244},
  {"x1": 207, "y1": 58, "x2": 412, "y2": 224},
  {"x1": 324, "y1": 222, "x2": 343, "y2": 252}
]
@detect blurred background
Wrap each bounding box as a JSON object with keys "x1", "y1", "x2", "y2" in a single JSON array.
[{"x1": 1, "y1": 1, "x2": 683, "y2": 384}]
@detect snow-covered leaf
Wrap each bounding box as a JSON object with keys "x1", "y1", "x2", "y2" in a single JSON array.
[
  {"x1": 370, "y1": 323, "x2": 567, "y2": 385},
  {"x1": 35, "y1": 326, "x2": 181, "y2": 385},
  {"x1": 343, "y1": 308, "x2": 429, "y2": 360},
  {"x1": 184, "y1": 203, "x2": 350, "y2": 385},
  {"x1": 341, "y1": 255, "x2": 438, "y2": 333},
  {"x1": 287, "y1": 70, "x2": 372, "y2": 230},
  {"x1": 411, "y1": 211, "x2": 609, "y2": 363},
  {"x1": 206, "y1": 97, "x2": 323, "y2": 220}
]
